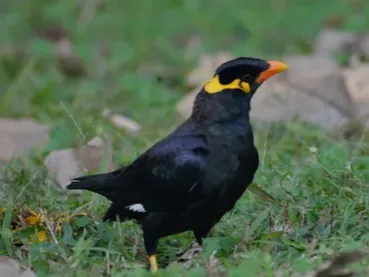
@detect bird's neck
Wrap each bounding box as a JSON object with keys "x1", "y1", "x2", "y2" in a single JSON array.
[{"x1": 191, "y1": 90, "x2": 252, "y2": 123}]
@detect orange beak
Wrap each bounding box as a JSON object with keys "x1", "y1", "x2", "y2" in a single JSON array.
[{"x1": 256, "y1": 60, "x2": 289, "y2": 84}]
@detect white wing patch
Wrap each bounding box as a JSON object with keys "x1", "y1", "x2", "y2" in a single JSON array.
[{"x1": 126, "y1": 203, "x2": 146, "y2": 213}]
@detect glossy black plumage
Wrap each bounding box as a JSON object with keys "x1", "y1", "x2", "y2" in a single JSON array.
[{"x1": 67, "y1": 57, "x2": 288, "y2": 271}]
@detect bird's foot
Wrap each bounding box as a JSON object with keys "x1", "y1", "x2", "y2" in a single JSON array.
[
  {"x1": 176, "y1": 242, "x2": 203, "y2": 258},
  {"x1": 149, "y1": 255, "x2": 158, "y2": 273},
  {"x1": 170, "y1": 243, "x2": 203, "y2": 269}
]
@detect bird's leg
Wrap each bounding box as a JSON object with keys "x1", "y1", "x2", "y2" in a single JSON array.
[
  {"x1": 149, "y1": 255, "x2": 158, "y2": 273},
  {"x1": 195, "y1": 234, "x2": 204, "y2": 246},
  {"x1": 175, "y1": 229, "x2": 206, "y2": 259},
  {"x1": 144, "y1": 233, "x2": 159, "y2": 273},
  {"x1": 175, "y1": 229, "x2": 209, "y2": 258},
  {"x1": 194, "y1": 227, "x2": 210, "y2": 247},
  {"x1": 171, "y1": 230, "x2": 208, "y2": 268}
]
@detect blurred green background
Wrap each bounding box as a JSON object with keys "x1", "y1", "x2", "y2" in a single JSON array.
[{"x1": 1, "y1": 0, "x2": 369, "y2": 276}]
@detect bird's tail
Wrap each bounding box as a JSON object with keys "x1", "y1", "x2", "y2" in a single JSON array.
[{"x1": 67, "y1": 169, "x2": 120, "y2": 200}]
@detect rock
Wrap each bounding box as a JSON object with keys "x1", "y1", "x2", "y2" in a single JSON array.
[
  {"x1": 357, "y1": 33, "x2": 369, "y2": 59},
  {"x1": 343, "y1": 63, "x2": 369, "y2": 103},
  {"x1": 251, "y1": 80, "x2": 349, "y2": 132},
  {"x1": 102, "y1": 109, "x2": 141, "y2": 133},
  {"x1": 0, "y1": 256, "x2": 35, "y2": 277},
  {"x1": 0, "y1": 118, "x2": 50, "y2": 160},
  {"x1": 342, "y1": 62, "x2": 369, "y2": 128},
  {"x1": 283, "y1": 55, "x2": 356, "y2": 118},
  {"x1": 44, "y1": 136, "x2": 113, "y2": 189},
  {"x1": 0, "y1": 135, "x2": 16, "y2": 162},
  {"x1": 314, "y1": 28, "x2": 357, "y2": 56}
]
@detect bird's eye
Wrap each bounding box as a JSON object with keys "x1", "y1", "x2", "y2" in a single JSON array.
[{"x1": 241, "y1": 74, "x2": 252, "y2": 83}]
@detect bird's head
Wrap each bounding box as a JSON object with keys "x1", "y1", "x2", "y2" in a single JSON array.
[
  {"x1": 192, "y1": 57, "x2": 288, "y2": 121},
  {"x1": 204, "y1": 57, "x2": 288, "y2": 95}
]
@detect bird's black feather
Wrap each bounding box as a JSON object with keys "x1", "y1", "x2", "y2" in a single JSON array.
[
  {"x1": 67, "y1": 168, "x2": 122, "y2": 199},
  {"x1": 66, "y1": 56, "x2": 287, "y2": 271}
]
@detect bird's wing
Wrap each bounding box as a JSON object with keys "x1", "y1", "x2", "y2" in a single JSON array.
[{"x1": 111, "y1": 133, "x2": 210, "y2": 211}]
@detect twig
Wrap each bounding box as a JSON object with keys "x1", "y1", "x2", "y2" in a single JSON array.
[
  {"x1": 39, "y1": 208, "x2": 58, "y2": 245},
  {"x1": 105, "y1": 250, "x2": 111, "y2": 277},
  {"x1": 14, "y1": 171, "x2": 40, "y2": 202},
  {"x1": 59, "y1": 100, "x2": 86, "y2": 141}
]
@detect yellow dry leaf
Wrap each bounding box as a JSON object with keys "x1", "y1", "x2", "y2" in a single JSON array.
[
  {"x1": 29, "y1": 230, "x2": 47, "y2": 244},
  {"x1": 23, "y1": 210, "x2": 44, "y2": 226},
  {"x1": 1, "y1": 207, "x2": 91, "y2": 245},
  {"x1": 37, "y1": 230, "x2": 47, "y2": 243}
]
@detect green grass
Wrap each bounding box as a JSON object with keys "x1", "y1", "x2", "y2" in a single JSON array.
[{"x1": 1, "y1": 0, "x2": 369, "y2": 276}]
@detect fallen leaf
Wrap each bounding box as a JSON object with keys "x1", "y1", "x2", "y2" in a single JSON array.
[
  {"x1": 103, "y1": 109, "x2": 141, "y2": 133},
  {"x1": 0, "y1": 256, "x2": 35, "y2": 277},
  {"x1": 1, "y1": 207, "x2": 89, "y2": 245},
  {"x1": 0, "y1": 118, "x2": 50, "y2": 161},
  {"x1": 23, "y1": 209, "x2": 45, "y2": 226},
  {"x1": 2, "y1": 208, "x2": 48, "y2": 244},
  {"x1": 314, "y1": 28, "x2": 357, "y2": 56},
  {"x1": 44, "y1": 136, "x2": 113, "y2": 189}
]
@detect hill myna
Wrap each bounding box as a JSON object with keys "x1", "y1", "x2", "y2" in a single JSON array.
[{"x1": 67, "y1": 57, "x2": 289, "y2": 272}]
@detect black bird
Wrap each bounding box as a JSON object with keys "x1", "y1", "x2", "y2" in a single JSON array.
[{"x1": 67, "y1": 57, "x2": 288, "y2": 272}]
